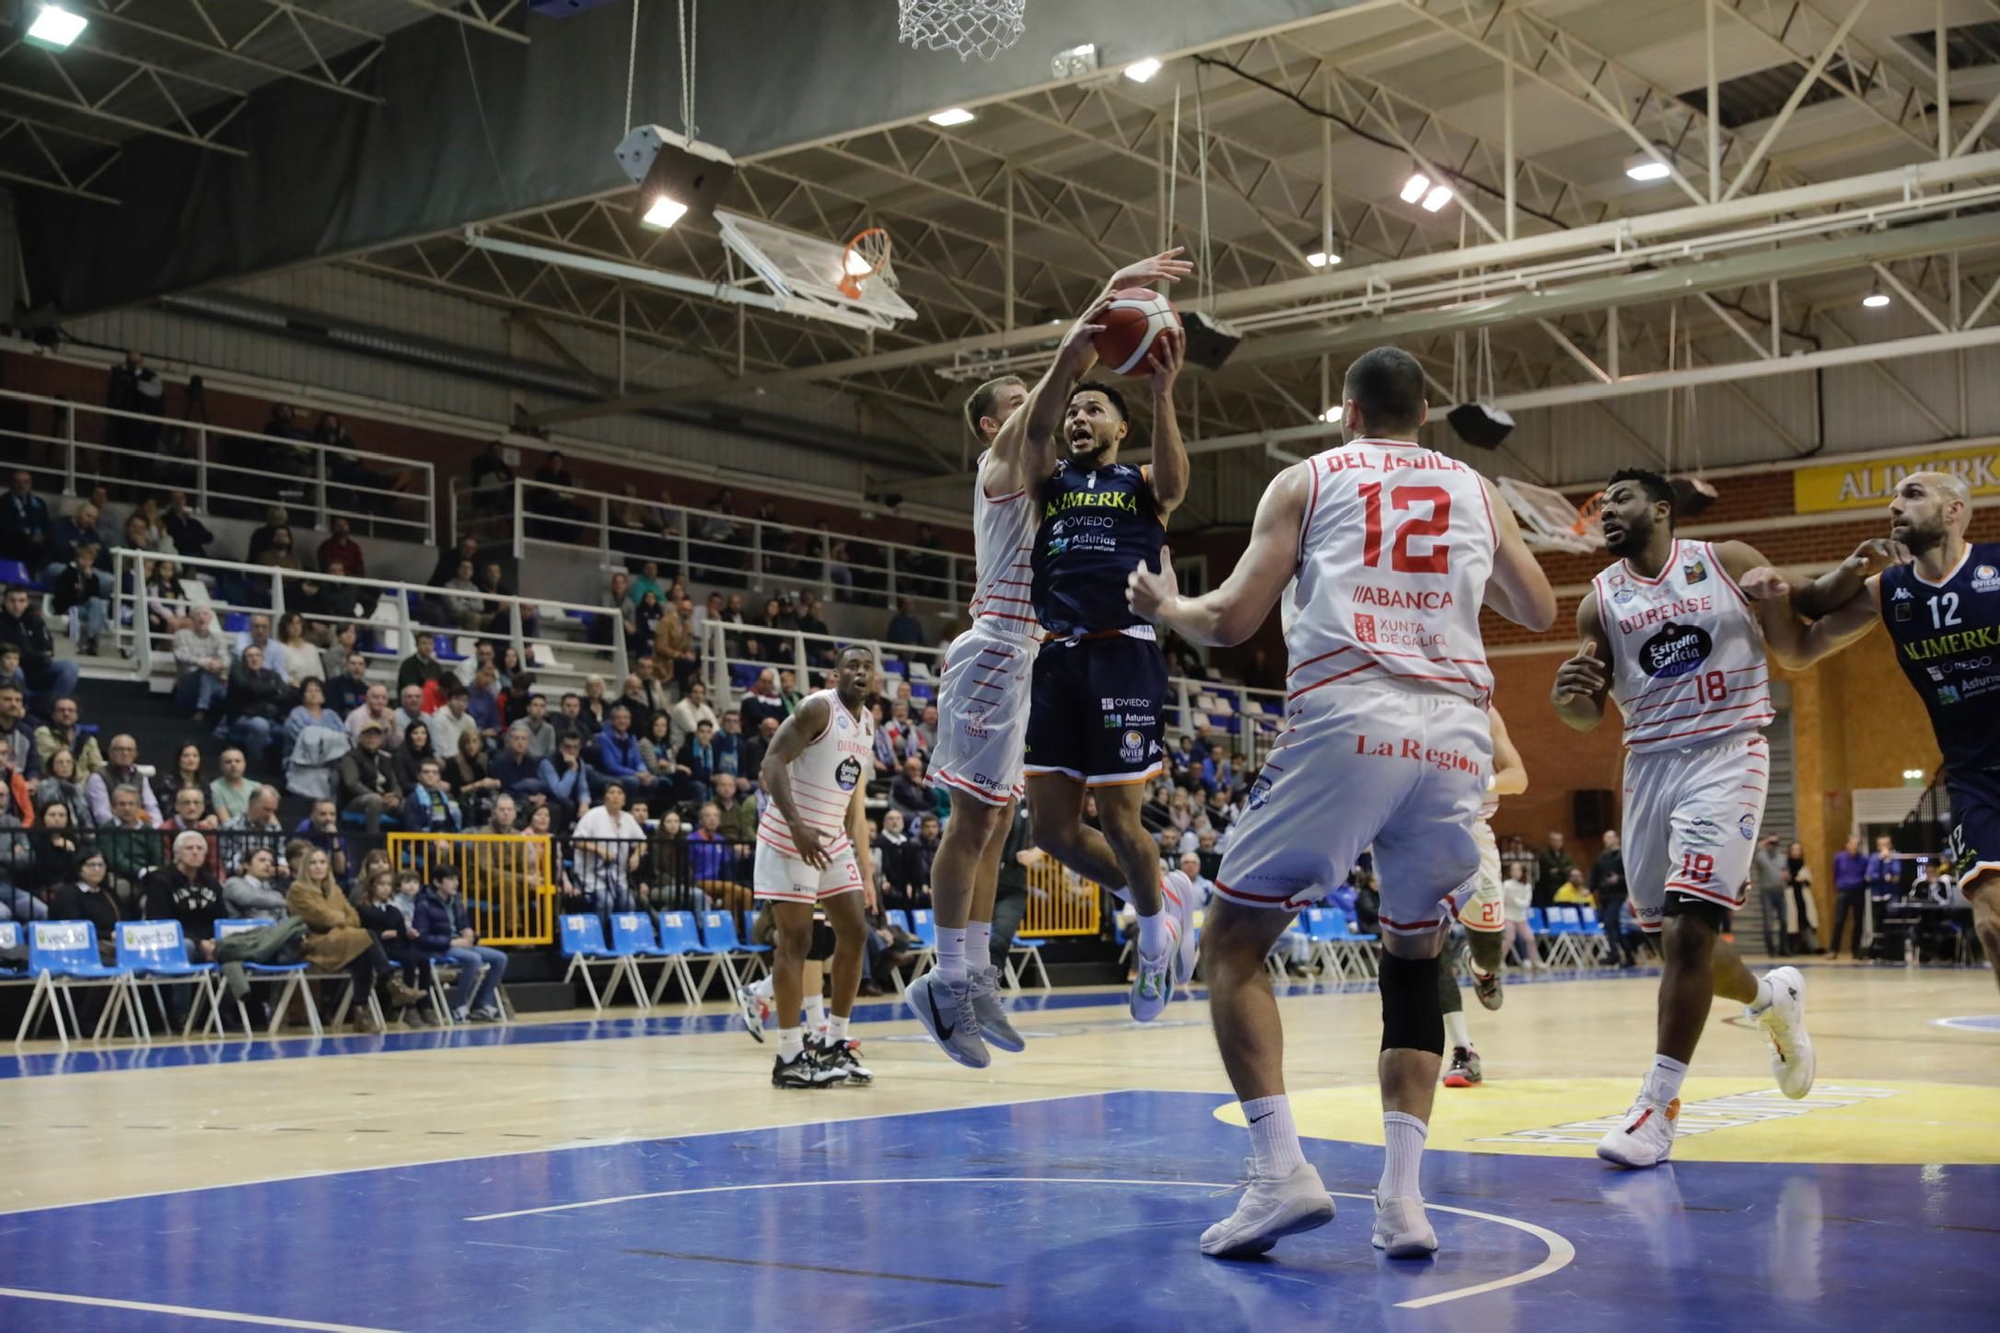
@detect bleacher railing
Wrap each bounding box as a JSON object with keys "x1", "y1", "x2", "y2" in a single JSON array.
[
  {"x1": 0, "y1": 387, "x2": 437, "y2": 544},
  {"x1": 389, "y1": 832, "x2": 555, "y2": 947},
  {"x1": 1024, "y1": 858, "x2": 1103, "y2": 937},
  {"x1": 110, "y1": 548, "x2": 632, "y2": 693}
]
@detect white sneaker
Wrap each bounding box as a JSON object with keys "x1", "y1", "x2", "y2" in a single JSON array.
[
  {"x1": 1131, "y1": 931, "x2": 1175, "y2": 1022},
  {"x1": 1596, "y1": 1094, "x2": 1679, "y2": 1168},
  {"x1": 1753, "y1": 965, "x2": 1815, "y2": 1099},
  {"x1": 736, "y1": 983, "x2": 771, "y2": 1044},
  {"x1": 1199, "y1": 1159, "x2": 1336, "y2": 1258},
  {"x1": 905, "y1": 971, "x2": 990, "y2": 1069},
  {"x1": 967, "y1": 966, "x2": 1024, "y2": 1054},
  {"x1": 1163, "y1": 870, "x2": 1199, "y2": 985},
  {"x1": 1370, "y1": 1194, "x2": 1438, "y2": 1258}
]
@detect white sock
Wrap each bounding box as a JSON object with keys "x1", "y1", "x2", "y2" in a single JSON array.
[
  {"x1": 827, "y1": 1013, "x2": 849, "y2": 1043},
  {"x1": 1379, "y1": 1111, "x2": 1427, "y2": 1201},
  {"x1": 777, "y1": 1027, "x2": 804, "y2": 1060},
  {"x1": 1240, "y1": 1095, "x2": 1306, "y2": 1178},
  {"x1": 1748, "y1": 974, "x2": 1776, "y2": 1013},
  {"x1": 937, "y1": 927, "x2": 969, "y2": 982},
  {"x1": 965, "y1": 919, "x2": 992, "y2": 970},
  {"x1": 1444, "y1": 1010, "x2": 1471, "y2": 1050},
  {"x1": 1136, "y1": 909, "x2": 1169, "y2": 960},
  {"x1": 1642, "y1": 1053, "x2": 1689, "y2": 1105},
  {"x1": 804, "y1": 995, "x2": 826, "y2": 1031}
]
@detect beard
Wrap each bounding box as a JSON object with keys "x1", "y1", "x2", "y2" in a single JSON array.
[
  {"x1": 1069, "y1": 435, "x2": 1110, "y2": 462},
  {"x1": 1894, "y1": 512, "x2": 1948, "y2": 557},
  {"x1": 1601, "y1": 513, "x2": 1650, "y2": 556}
]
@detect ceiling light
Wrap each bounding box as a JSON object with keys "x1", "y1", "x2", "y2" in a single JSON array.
[
  {"x1": 641, "y1": 195, "x2": 689, "y2": 230},
  {"x1": 1399, "y1": 172, "x2": 1431, "y2": 204},
  {"x1": 1305, "y1": 250, "x2": 1341, "y2": 268},
  {"x1": 1124, "y1": 57, "x2": 1162, "y2": 83},
  {"x1": 1863, "y1": 289, "x2": 1891, "y2": 308},
  {"x1": 1421, "y1": 184, "x2": 1453, "y2": 212},
  {"x1": 929, "y1": 107, "x2": 976, "y2": 127},
  {"x1": 616, "y1": 124, "x2": 735, "y2": 233},
  {"x1": 1320, "y1": 406, "x2": 1341, "y2": 424},
  {"x1": 26, "y1": 4, "x2": 88, "y2": 49},
  {"x1": 1623, "y1": 147, "x2": 1672, "y2": 182}
]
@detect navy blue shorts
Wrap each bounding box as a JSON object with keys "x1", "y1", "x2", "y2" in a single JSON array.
[
  {"x1": 1022, "y1": 634, "x2": 1168, "y2": 787},
  {"x1": 1945, "y1": 770, "x2": 2000, "y2": 894}
]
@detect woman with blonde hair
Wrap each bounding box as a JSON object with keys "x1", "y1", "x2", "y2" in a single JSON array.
[{"x1": 286, "y1": 847, "x2": 420, "y2": 1033}]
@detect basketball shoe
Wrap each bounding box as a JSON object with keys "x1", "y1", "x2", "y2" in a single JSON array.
[
  {"x1": 771, "y1": 1048, "x2": 841, "y2": 1089},
  {"x1": 1442, "y1": 1046, "x2": 1482, "y2": 1088},
  {"x1": 905, "y1": 972, "x2": 990, "y2": 1068},
  {"x1": 1752, "y1": 965, "x2": 1815, "y2": 1099},
  {"x1": 1371, "y1": 1194, "x2": 1438, "y2": 1258},
  {"x1": 1164, "y1": 869, "x2": 1199, "y2": 985},
  {"x1": 1459, "y1": 937, "x2": 1503, "y2": 1010},
  {"x1": 966, "y1": 966, "x2": 1024, "y2": 1053},
  {"x1": 1199, "y1": 1159, "x2": 1336, "y2": 1258},
  {"x1": 1596, "y1": 1094, "x2": 1679, "y2": 1168},
  {"x1": 736, "y1": 980, "x2": 772, "y2": 1044},
  {"x1": 813, "y1": 1035, "x2": 872, "y2": 1085},
  {"x1": 1130, "y1": 916, "x2": 1180, "y2": 1022}
]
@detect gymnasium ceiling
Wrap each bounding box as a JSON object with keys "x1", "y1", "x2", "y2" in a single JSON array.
[{"x1": 10, "y1": 0, "x2": 2000, "y2": 495}]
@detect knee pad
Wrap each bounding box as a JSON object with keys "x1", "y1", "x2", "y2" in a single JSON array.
[{"x1": 1379, "y1": 952, "x2": 1445, "y2": 1056}]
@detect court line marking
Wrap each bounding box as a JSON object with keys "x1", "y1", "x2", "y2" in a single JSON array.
[
  {"x1": 1931, "y1": 1015, "x2": 2000, "y2": 1032},
  {"x1": 466, "y1": 1176, "x2": 1575, "y2": 1310},
  {"x1": 0, "y1": 1286, "x2": 399, "y2": 1331}
]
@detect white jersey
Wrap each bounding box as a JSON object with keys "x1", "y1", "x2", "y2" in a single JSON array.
[
  {"x1": 1284, "y1": 439, "x2": 1497, "y2": 707},
  {"x1": 1591, "y1": 538, "x2": 1773, "y2": 754},
  {"x1": 755, "y1": 689, "x2": 872, "y2": 860},
  {"x1": 964, "y1": 450, "x2": 1040, "y2": 641}
]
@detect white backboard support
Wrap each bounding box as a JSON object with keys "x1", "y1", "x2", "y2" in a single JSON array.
[
  {"x1": 715, "y1": 210, "x2": 919, "y2": 332},
  {"x1": 1497, "y1": 476, "x2": 1602, "y2": 554}
]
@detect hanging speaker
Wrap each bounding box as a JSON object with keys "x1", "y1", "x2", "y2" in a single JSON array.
[
  {"x1": 1180, "y1": 309, "x2": 1242, "y2": 371},
  {"x1": 1447, "y1": 401, "x2": 1516, "y2": 450}
]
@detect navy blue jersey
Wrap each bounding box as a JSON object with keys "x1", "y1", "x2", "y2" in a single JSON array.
[
  {"x1": 1030, "y1": 459, "x2": 1163, "y2": 637},
  {"x1": 1880, "y1": 541, "x2": 2000, "y2": 777}
]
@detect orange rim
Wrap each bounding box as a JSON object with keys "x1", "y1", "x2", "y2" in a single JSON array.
[
  {"x1": 838, "y1": 227, "x2": 891, "y2": 299},
  {"x1": 1570, "y1": 489, "x2": 1605, "y2": 536}
]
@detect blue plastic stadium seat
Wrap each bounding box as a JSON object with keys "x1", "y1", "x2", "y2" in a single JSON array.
[
  {"x1": 222, "y1": 612, "x2": 250, "y2": 633},
  {"x1": 0, "y1": 559, "x2": 46, "y2": 592},
  {"x1": 729, "y1": 663, "x2": 761, "y2": 690}
]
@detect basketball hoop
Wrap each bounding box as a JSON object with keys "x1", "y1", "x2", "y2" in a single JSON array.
[
  {"x1": 838, "y1": 227, "x2": 896, "y2": 300},
  {"x1": 899, "y1": 0, "x2": 1027, "y2": 62},
  {"x1": 1570, "y1": 490, "x2": 1605, "y2": 541}
]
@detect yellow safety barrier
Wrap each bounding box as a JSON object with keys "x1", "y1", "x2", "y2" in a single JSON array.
[
  {"x1": 1023, "y1": 856, "x2": 1102, "y2": 937},
  {"x1": 387, "y1": 833, "x2": 556, "y2": 947}
]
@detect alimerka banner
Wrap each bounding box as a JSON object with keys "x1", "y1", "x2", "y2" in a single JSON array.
[{"x1": 1793, "y1": 443, "x2": 2000, "y2": 514}]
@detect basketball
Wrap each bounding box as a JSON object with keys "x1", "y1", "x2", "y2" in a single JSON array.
[{"x1": 1094, "y1": 287, "x2": 1181, "y2": 376}]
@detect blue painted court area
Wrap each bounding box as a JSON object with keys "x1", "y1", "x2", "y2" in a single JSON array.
[{"x1": 1, "y1": 1090, "x2": 1990, "y2": 1332}]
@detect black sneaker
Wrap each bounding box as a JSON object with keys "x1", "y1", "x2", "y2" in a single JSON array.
[
  {"x1": 772, "y1": 1049, "x2": 840, "y2": 1089},
  {"x1": 1443, "y1": 1045, "x2": 1483, "y2": 1087},
  {"x1": 811, "y1": 1036, "x2": 872, "y2": 1085}
]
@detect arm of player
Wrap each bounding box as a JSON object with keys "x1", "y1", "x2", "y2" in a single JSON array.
[
  {"x1": 758, "y1": 696, "x2": 832, "y2": 870},
  {"x1": 1126, "y1": 463, "x2": 1309, "y2": 646},
  {"x1": 1552, "y1": 592, "x2": 1611, "y2": 732},
  {"x1": 1772, "y1": 538, "x2": 1911, "y2": 619},
  {"x1": 1481, "y1": 478, "x2": 1558, "y2": 632},
  {"x1": 1489, "y1": 706, "x2": 1528, "y2": 796},
  {"x1": 1719, "y1": 539, "x2": 1880, "y2": 670},
  {"x1": 1144, "y1": 327, "x2": 1190, "y2": 518},
  {"x1": 847, "y1": 774, "x2": 873, "y2": 893}
]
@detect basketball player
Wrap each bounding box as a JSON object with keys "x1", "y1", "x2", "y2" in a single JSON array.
[
  {"x1": 756, "y1": 645, "x2": 879, "y2": 1089},
  {"x1": 1441, "y1": 705, "x2": 1528, "y2": 1086},
  {"x1": 1127, "y1": 346, "x2": 1557, "y2": 1259},
  {"x1": 1769, "y1": 472, "x2": 2000, "y2": 993},
  {"x1": 1017, "y1": 314, "x2": 1199, "y2": 1022},
  {"x1": 910, "y1": 248, "x2": 1196, "y2": 1068},
  {"x1": 1551, "y1": 468, "x2": 1875, "y2": 1167}
]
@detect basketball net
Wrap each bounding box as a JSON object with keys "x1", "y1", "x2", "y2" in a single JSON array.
[
  {"x1": 838, "y1": 227, "x2": 897, "y2": 300},
  {"x1": 898, "y1": 0, "x2": 1027, "y2": 62}
]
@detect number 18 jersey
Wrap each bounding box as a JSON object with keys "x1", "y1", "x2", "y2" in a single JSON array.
[{"x1": 1591, "y1": 539, "x2": 1773, "y2": 754}]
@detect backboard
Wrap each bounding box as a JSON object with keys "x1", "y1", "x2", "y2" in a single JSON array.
[
  {"x1": 715, "y1": 209, "x2": 918, "y2": 332},
  {"x1": 1497, "y1": 476, "x2": 1603, "y2": 554}
]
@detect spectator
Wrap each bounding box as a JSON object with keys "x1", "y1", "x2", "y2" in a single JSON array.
[
  {"x1": 1590, "y1": 829, "x2": 1633, "y2": 966},
  {"x1": 1555, "y1": 868, "x2": 1594, "y2": 905},
  {"x1": 685, "y1": 801, "x2": 753, "y2": 916},
  {"x1": 316, "y1": 515, "x2": 365, "y2": 580},
  {"x1": 516, "y1": 693, "x2": 556, "y2": 759},
  {"x1": 327, "y1": 651, "x2": 372, "y2": 716},
  {"x1": 128, "y1": 498, "x2": 174, "y2": 553},
  {"x1": 220, "y1": 784, "x2": 286, "y2": 878},
  {"x1": 394, "y1": 633, "x2": 447, "y2": 697},
  {"x1": 405, "y1": 757, "x2": 463, "y2": 834},
  {"x1": 571, "y1": 781, "x2": 643, "y2": 912},
  {"x1": 45, "y1": 501, "x2": 102, "y2": 577},
  {"x1": 466, "y1": 664, "x2": 504, "y2": 738},
  {"x1": 675, "y1": 718, "x2": 719, "y2": 804},
  {"x1": 51, "y1": 849, "x2": 121, "y2": 956},
  {"x1": 245, "y1": 504, "x2": 294, "y2": 565},
  {"x1": 34, "y1": 696, "x2": 102, "y2": 782},
  {"x1": 709, "y1": 708, "x2": 745, "y2": 781},
  {"x1": 0, "y1": 583, "x2": 77, "y2": 713},
  {"x1": 441, "y1": 560, "x2": 485, "y2": 630},
  {"x1": 284, "y1": 677, "x2": 343, "y2": 752},
  {"x1": 148, "y1": 743, "x2": 208, "y2": 823},
  {"x1": 51, "y1": 543, "x2": 111, "y2": 654},
  {"x1": 223, "y1": 846, "x2": 289, "y2": 921},
  {"x1": 654, "y1": 597, "x2": 697, "y2": 689},
  {"x1": 709, "y1": 771, "x2": 757, "y2": 844},
  {"x1": 0, "y1": 471, "x2": 52, "y2": 567},
  {"x1": 413, "y1": 867, "x2": 507, "y2": 1022},
  {"x1": 890, "y1": 755, "x2": 931, "y2": 826},
  {"x1": 1199, "y1": 744, "x2": 1236, "y2": 795},
  {"x1": 742, "y1": 715, "x2": 779, "y2": 782},
  {"x1": 209, "y1": 748, "x2": 254, "y2": 822},
  {"x1": 454, "y1": 639, "x2": 498, "y2": 690},
  {"x1": 1534, "y1": 830, "x2": 1575, "y2": 909},
  {"x1": 1829, "y1": 834, "x2": 1869, "y2": 960},
  {"x1": 266, "y1": 613, "x2": 318, "y2": 688},
  {"x1": 580, "y1": 675, "x2": 612, "y2": 734},
  {"x1": 345, "y1": 683, "x2": 402, "y2": 748},
  {"x1": 888, "y1": 813, "x2": 941, "y2": 909},
  {"x1": 141, "y1": 830, "x2": 227, "y2": 962},
  {"x1": 611, "y1": 672, "x2": 655, "y2": 737},
  {"x1": 1177, "y1": 850, "x2": 1217, "y2": 907},
  {"x1": 221, "y1": 643, "x2": 290, "y2": 764},
  {"x1": 427, "y1": 681, "x2": 476, "y2": 760},
  {"x1": 144, "y1": 559, "x2": 193, "y2": 637},
  {"x1": 385, "y1": 686, "x2": 424, "y2": 744},
  {"x1": 287, "y1": 846, "x2": 421, "y2": 1034},
  {"x1": 429, "y1": 535, "x2": 482, "y2": 590},
  {"x1": 739, "y1": 669, "x2": 786, "y2": 732},
  {"x1": 1502, "y1": 862, "x2": 1541, "y2": 969},
  {"x1": 172, "y1": 605, "x2": 233, "y2": 722},
  {"x1": 1866, "y1": 834, "x2": 1901, "y2": 904},
  {"x1": 491, "y1": 724, "x2": 547, "y2": 811},
  {"x1": 105, "y1": 351, "x2": 165, "y2": 458},
  {"x1": 668, "y1": 679, "x2": 718, "y2": 750},
  {"x1": 876, "y1": 808, "x2": 916, "y2": 902},
  {"x1": 0, "y1": 683, "x2": 35, "y2": 778},
  {"x1": 161, "y1": 490, "x2": 213, "y2": 561},
  {"x1": 552, "y1": 692, "x2": 594, "y2": 746},
  {"x1": 18, "y1": 797, "x2": 76, "y2": 902},
  {"x1": 885, "y1": 596, "x2": 924, "y2": 647},
  {"x1": 99, "y1": 785, "x2": 154, "y2": 909},
  {"x1": 1751, "y1": 834, "x2": 1790, "y2": 958},
  {"x1": 292, "y1": 800, "x2": 352, "y2": 886},
  {"x1": 636, "y1": 712, "x2": 678, "y2": 791},
  {"x1": 1784, "y1": 840, "x2": 1819, "y2": 955},
  {"x1": 476, "y1": 561, "x2": 530, "y2": 638},
  {"x1": 34, "y1": 747, "x2": 92, "y2": 829},
  {"x1": 390, "y1": 720, "x2": 438, "y2": 795},
  {"x1": 88, "y1": 734, "x2": 161, "y2": 825},
  {"x1": 337, "y1": 722, "x2": 402, "y2": 833},
  {"x1": 1500, "y1": 833, "x2": 1536, "y2": 887},
  {"x1": 588, "y1": 704, "x2": 659, "y2": 803},
  {"x1": 445, "y1": 729, "x2": 499, "y2": 824},
  {"x1": 537, "y1": 732, "x2": 590, "y2": 827},
  {"x1": 470, "y1": 440, "x2": 514, "y2": 501}
]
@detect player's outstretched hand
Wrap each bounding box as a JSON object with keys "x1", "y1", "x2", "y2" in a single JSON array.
[
  {"x1": 1737, "y1": 566, "x2": 1792, "y2": 601},
  {"x1": 789, "y1": 820, "x2": 831, "y2": 871},
  {"x1": 1147, "y1": 326, "x2": 1186, "y2": 395},
  {"x1": 1056, "y1": 301, "x2": 1109, "y2": 370},
  {"x1": 1127, "y1": 546, "x2": 1179, "y2": 621},
  {"x1": 1110, "y1": 247, "x2": 1195, "y2": 290},
  {"x1": 1844, "y1": 537, "x2": 1912, "y2": 577},
  {"x1": 1552, "y1": 641, "x2": 1607, "y2": 703}
]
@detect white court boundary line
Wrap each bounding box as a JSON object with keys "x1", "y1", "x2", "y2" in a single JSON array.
[
  {"x1": 0, "y1": 1286, "x2": 399, "y2": 1331},
  {"x1": 1932, "y1": 1015, "x2": 2000, "y2": 1032},
  {"x1": 468, "y1": 1176, "x2": 1576, "y2": 1310}
]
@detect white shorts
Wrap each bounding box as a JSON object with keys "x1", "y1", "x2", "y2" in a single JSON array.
[
  {"x1": 1455, "y1": 819, "x2": 1505, "y2": 932},
  {"x1": 1215, "y1": 686, "x2": 1492, "y2": 938},
  {"x1": 928, "y1": 623, "x2": 1035, "y2": 808},
  {"x1": 1621, "y1": 731, "x2": 1770, "y2": 932},
  {"x1": 753, "y1": 839, "x2": 865, "y2": 904}
]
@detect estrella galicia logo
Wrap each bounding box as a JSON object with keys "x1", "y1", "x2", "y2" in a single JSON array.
[
  {"x1": 1247, "y1": 775, "x2": 1273, "y2": 810},
  {"x1": 1639, "y1": 622, "x2": 1713, "y2": 678},
  {"x1": 835, "y1": 756, "x2": 862, "y2": 791},
  {"x1": 1739, "y1": 813, "x2": 1757, "y2": 840},
  {"x1": 1685, "y1": 817, "x2": 1724, "y2": 848},
  {"x1": 1118, "y1": 729, "x2": 1145, "y2": 764}
]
